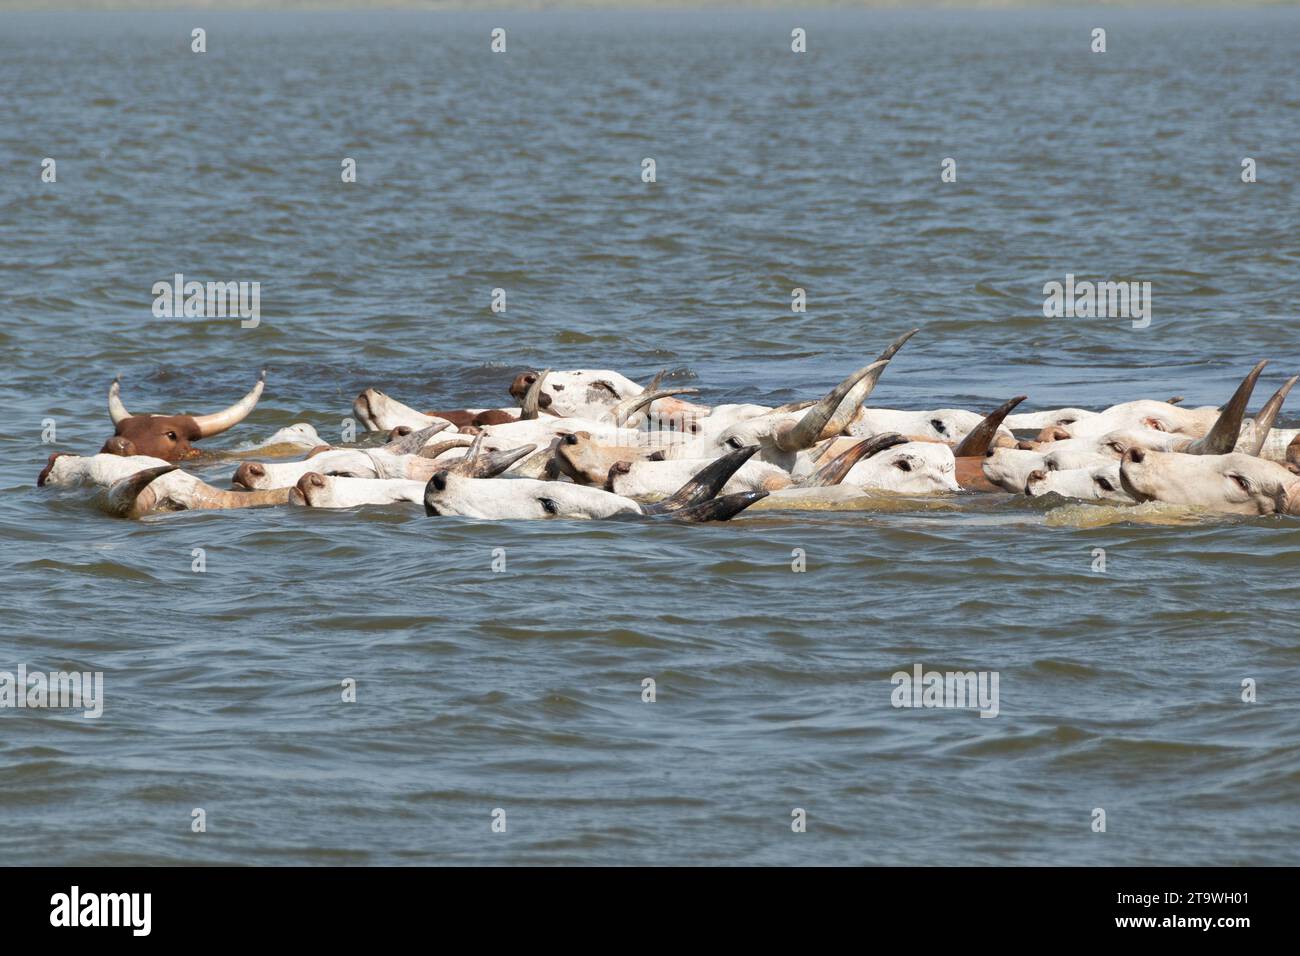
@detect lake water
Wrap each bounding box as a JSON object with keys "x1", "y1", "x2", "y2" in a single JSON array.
[{"x1": 1, "y1": 7, "x2": 1298, "y2": 865}]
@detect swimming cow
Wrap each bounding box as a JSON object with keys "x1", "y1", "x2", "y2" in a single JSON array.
[{"x1": 103, "y1": 370, "x2": 267, "y2": 461}]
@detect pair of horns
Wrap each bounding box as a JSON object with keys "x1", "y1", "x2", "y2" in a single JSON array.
[
  {"x1": 774, "y1": 328, "x2": 919, "y2": 453},
  {"x1": 109, "y1": 371, "x2": 266, "y2": 438},
  {"x1": 443, "y1": 433, "x2": 538, "y2": 478},
  {"x1": 1185, "y1": 361, "x2": 1297, "y2": 457}
]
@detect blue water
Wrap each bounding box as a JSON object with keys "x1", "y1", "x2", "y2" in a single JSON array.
[{"x1": 1, "y1": 8, "x2": 1298, "y2": 865}]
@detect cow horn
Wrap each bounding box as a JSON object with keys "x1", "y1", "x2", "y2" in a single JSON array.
[
  {"x1": 382, "y1": 421, "x2": 452, "y2": 455},
  {"x1": 1184, "y1": 361, "x2": 1267, "y2": 455},
  {"x1": 643, "y1": 444, "x2": 759, "y2": 514},
  {"x1": 952, "y1": 396, "x2": 1028, "y2": 458},
  {"x1": 798, "y1": 433, "x2": 909, "y2": 487},
  {"x1": 108, "y1": 376, "x2": 131, "y2": 424},
  {"x1": 1242, "y1": 375, "x2": 1298, "y2": 457},
  {"x1": 520, "y1": 369, "x2": 550, "y2": 420},
  {"x1": 668, "y1": 489, "x2": 768, "y2": 522},
  {"x1": 459, "y1": 443, "x2": 538, "y2": 478},
  {"x1": 877, "y1": 328, "x2": 920, "y2": 362},
  {"x1": 776, "y1": 360, "x2": 890, "y2": 452},
  {"x1": 418, "y1": 437, "x2": 474, "y2": 460},
  {"x1": 613, "y1": 387, "x2": 701, "y2": 427},
  {"x1": 192, "y1": 370, "x2": 266, "y2": 438}
]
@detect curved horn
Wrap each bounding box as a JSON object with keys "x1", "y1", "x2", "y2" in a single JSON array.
[
  {"x1": 520, "y1": 369, "x2": 550, "y2": 421},
  {"x1": 382, "y1": 421, "x2": 452, "y2": 455},
  {"x1": 877, "y1": 328, "x2": 920, "y2": 363},
  {"x1": 643, "y1": 444, "x2": 760, "y2": 515},
  {"x1": 440, "y1": 432, "x2": 486, "y2": 475},
  {"x1": 1242, "y1": 375, "x2": 1298, "y2": 457},
  {"x1": 613, "y1": 387, "x2": 701, "y2": 428},
  {"x1": 769, "y1": 398, "x2": 818, "y2": 415},
  {"x1": 798, "y1": 433, "x2": 909, "y2": 487},
  {"x1": 644, "y1": 369, "x2": 667, "y2": 394},
  {"x1": 454, "y1": 443, "x2": 538, "y2": 479},
  {"x1": 668, "y1": 489, "x2": 768, "y2": 522},
  {"x1": 108, "y1": 376, "x2": 131, "y2": 425},
  {"x1": 192, "y1": 370, "x2": 266, "y2": 438},
  {"x1": 952, "y1": 396, "x2": 1028, "y2": 458},
  {"x1": 1184, "y1": 361, "x2": 1267, "y2": 455},
  {"x1": 418, "y1": 437, "x2": 475, "y2": 460},
  {"x1": 776, "y1": 360, "x2": 890, "y2": 453}
]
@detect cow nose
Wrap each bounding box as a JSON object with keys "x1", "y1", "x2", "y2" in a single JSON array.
[
  {"x1": 389, "y1": 426, "x2": 412, "y2": 440},
  {"x1": 294, "y1": 473, "x2": 324, "y2": 497},
  {"x1": 562, "y1": 434, "x2": 578, "y2": 445},
  {"x1": 1026, "y1": 469, "x2": 1047, "y2": 485},
  {"x1": 233, "y1": 462, "x2": 264, "y2": 487},
  {"x1": 431, "y1": 471, "x2": 448, "y2": 492},
  {"x1": 1126, "y1": 448, "x2": 1145, "y2": 464},
  {"x1": 101, "y1": 436, "x2": 134, "y2": 456}
]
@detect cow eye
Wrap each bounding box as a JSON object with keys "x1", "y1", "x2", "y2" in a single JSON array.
[
  {"x1": 1107, "y1": 442, "x2": 1124, "y2": 454},
  {"x1": 166, "y1": 431, "x2": 177, "y2": 440},
  {"x1": 894, "y1": 458, "x2": 912, "y2": 472},
  {"x1": 1229, "y1": 473, "x2": 1251, "y2": 493},
  {"x1": 539, "y1": 497, "x2": 559, "y2": 515},
  {"x1": 726, "y1": 437, "x2": 743, "y2": 449},
  {"x1": 1095, "y1": 476, "x2": 1114, "y2": 491}
]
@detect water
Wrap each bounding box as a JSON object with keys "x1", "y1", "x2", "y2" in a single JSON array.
[{"x1": 2, "y1": 8, "x2": 1298, "y2": 865}]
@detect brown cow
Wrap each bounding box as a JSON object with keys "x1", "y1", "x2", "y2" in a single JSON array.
[{"x1": 102, "y1": 371, "x2": 265, "y2": 462}]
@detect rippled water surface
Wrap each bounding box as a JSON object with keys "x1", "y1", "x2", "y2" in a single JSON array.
[{"x1": 2, "y1": 8, "x2": 1299, "y2": 865}]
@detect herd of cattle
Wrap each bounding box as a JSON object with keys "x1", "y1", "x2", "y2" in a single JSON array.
[{"x1": 36, "y1": 331, "x2": 1300, "y2": 521}]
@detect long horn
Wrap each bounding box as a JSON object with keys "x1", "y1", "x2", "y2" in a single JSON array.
[
  {"x1": 108, "y1": 376, "x2": 131, "y2": 424},
  {"x1": 766, "y1": 332, "x2": 915, "y2": 422},
  {"x1": 769, "y1": 398, "x2": 818, "y2": 415},
  {"x1": 644, "y1": 369, "x2": 666, "y2": 393},
  {"x1": 952, "y1": 396, "x2": 1028, "y2": 458},
  {"x1": 1242, "y1": 375, "x2": 1298, "y2": 457},
  {"x1": 191, "y1": 370, "x2": 266, "y2": 438},
  {"x1": 613, "y1": 387, "x2": 701, "y2": 427},
  {"x1": 382, "y1": 421, "x2": 451, "y2": 455},
  {"x1": 877, "y1": 328, "x2": 919, "y2": 362},
  {"x1": 643, "y1": 444, "x2": 759, "y2": 514},
  {"x1": 452, "y1": 443, "x2": 538, "y2": 478},
  {"x1": 1184, "y1": 361, "x2": 1267, "y2": 455},
  {"x1": 798, "y1": 433, "x2": 908, "y2": 487},
  {"x1": 418, "y1": 437, "x2": 475, "y2": 460},
  {"x1": 668, "y1": 489, "x2": 768, "y2": 522},
  {"x1": 441, "y1": 432, "x2": 485, "y2": 476},
  {"x1": 776, "y1": 360, "x2": 890, "y2": 452},
  {"x1": 520, "y1": 369, "x2": 550, "y2": 420}
]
